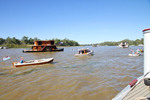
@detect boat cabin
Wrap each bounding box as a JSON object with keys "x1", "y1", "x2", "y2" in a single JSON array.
[
  {"x1": 34, "y1": 40, "x2": 54, "y2": 46},
  {"x1": 78, "y1": 49, "x2": 91, "y2": 54},
  {"x1": 119, "y1": 42, "x2": 129, "y2": 48},
  {"x1": 74, "y1": 48, "x2": 94, "y2": 56}
]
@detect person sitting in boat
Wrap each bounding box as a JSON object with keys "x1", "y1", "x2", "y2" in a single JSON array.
[
  {"x1": 136, "y1": 49, "x2": 142, "y2": 55},
  {"x1": 20, "y1": 57, "x2": 24, "y2": 63},
  {"x1": 79, "y1": 51, "x2": 82, "y2": 54},
  {"x1": 131, "y1": 49, "x2": 134, "y2": 54},
  {"x1": 3, "y1": 56, "x2": 8, "y2": 59},
  {"x1": 140, "y1": 49, "x2": 143, "y2": 52},
  {"x1": 137, "y1": 50, "x2": 142, "y2": 55},
  {"x1": 137, "y1": 49, "x2": 140, "y2": 52}
]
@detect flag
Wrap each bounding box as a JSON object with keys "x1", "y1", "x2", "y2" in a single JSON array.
[{"x1": 60, "y1": 42, "x2": 63, "y2": 44}]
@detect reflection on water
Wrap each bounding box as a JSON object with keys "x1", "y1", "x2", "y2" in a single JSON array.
[{"x1": 0, "y1": 46, "x2": 143, "y2": 100}]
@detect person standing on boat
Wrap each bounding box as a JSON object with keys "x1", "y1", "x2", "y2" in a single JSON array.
[
  {"x1": 137, "y1": 49, "x2": 142, "y2": 55},
  {"x1": 20, "y1": 57, "x2": 24, "y2": 63}
]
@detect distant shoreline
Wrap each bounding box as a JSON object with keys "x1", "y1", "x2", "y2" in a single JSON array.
[{"x1": 0, "y1": 45, "x2": 83, "y2": 49}]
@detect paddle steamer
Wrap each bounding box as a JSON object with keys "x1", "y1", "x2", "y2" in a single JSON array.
[{"x1": 23, "y1": 40, "x2": 64, "y2": 53}]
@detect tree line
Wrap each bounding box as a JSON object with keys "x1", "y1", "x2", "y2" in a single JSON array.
[
  {"x1": 53, "y1": 38, "x2": 79, "y2": 46},
  {"x1": 0, "y1": 36, "x2": 79, "y2": 48},
  {"x1": 98, "y1": 38, "x2": 143, "y2": 46},
  {"x1": 0, "y1": 36, "x2": 143, "y2": 48}
]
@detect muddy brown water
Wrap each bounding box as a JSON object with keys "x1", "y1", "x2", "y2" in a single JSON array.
[{"x1": 0, "y1": 46, "x2": 143, "y2": 100}]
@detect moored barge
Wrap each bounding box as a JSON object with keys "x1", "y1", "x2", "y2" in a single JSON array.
[{"x1": 23, "y1": 40, "x2": 64, "y2": 53}]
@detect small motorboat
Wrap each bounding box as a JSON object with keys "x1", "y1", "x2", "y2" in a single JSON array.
[
  {"x1": 128, "y1": 53, "x2": 141, "y2": 57},
  {"x1": 74, "y1": 48, "x2": 94, "y2": 56},
  {"x1": 3, "y1": 56, "x2": 10, "y2": 61},
  {"x1": 12, "y1": 58, "x2": 54, "y2": 68},
  {"x1": 119, "y1": 42, "x2": 129, "y2": 48},
  {"x1": 0, "y1": 46, "x2": 9, "y2": 49}
]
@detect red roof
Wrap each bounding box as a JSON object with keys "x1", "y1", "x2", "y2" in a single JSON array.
[{"x1": 143, "y1": 28, "x2": 150, "y2": 32}]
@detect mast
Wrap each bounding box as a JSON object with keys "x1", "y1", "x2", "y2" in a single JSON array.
[{"x1": 143, "y1": 28, "x2": 150, "y2": 75}]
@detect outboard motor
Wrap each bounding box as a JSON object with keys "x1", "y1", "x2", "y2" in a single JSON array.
[{"x1": 144, "y1": 78, "x2": 150, "y2": 86}]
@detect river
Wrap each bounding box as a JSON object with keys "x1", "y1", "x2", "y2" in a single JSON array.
[{"x1": 0, "y1": 46, "x2": 143, "y2": 100}]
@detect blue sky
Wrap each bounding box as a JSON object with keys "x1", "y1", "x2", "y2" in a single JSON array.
[{"x1": 0, "y1": 0, "x2": 150, "y2": 44}]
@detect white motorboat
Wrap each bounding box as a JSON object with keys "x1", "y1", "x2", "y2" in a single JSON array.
[
  {"x1": 119, "y1": 42, "x2": 129, "y2": 48},
  {"x1": 128, "y1": 53, "x2": 141, "y2": 57},
  {"x1": 3, "y1": 56, "x2": 10, "y2": 61},
  {"x1": 74, "y1": 48, "x2": 94, "y2": 56}
]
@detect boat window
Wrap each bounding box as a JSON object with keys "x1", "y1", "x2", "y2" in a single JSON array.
[
  {"x1": 51, "y1": 41, "x2": 54, "y2": 45},
  {"x1": 85, "y1": 50, "x2": 90, "y2": 52},
  {"x1": 38, "y1": 41, "x2": 42, "y2": 45}
]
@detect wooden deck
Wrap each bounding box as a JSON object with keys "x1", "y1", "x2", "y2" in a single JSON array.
[{"x1": 123, "y1": 78, "x2": 150, "y2": 100}]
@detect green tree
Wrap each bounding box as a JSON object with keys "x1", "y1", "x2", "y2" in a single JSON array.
[
  {"x1": 12, "y1": 37, "x2": 21, "y2": 44},
  {"x1": 54, "y1": 38, "x2": 61, "y2": 45},
  {"x1": 6, "y1": 37, "x2": 12, "y2": 44},
  {"x1": 28, "y1": 38, "x2": 34, "y2": 44},
  {"x1": 34, "y1": 37, "x2": 40, "y2": 41},
  {"x1": 141, "y1": 38, "x2": 144, "y2": 44},
  {"x1": 22, "y1": 36, "x2": 29, "y2": 44},
  {"x1": 0, "y1": 38, "x2": 5, "y2": 45}
]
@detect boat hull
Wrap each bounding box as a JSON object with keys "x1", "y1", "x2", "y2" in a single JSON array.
[
  {"x1": 75, "y1": 52, "x2": 94, "y2": 56},
  {"x1": 128, "y1": 53, "x2": 141, "y2": 56},
  {"x1": 13, "y1": 58, "x2": 54, "y2": 67},
  {"x1": 3, "y1": 57, "x2": 10, "y2": 61},
  {"x1": 23, "y1": 48, "x2": 64, "y2": 53}
]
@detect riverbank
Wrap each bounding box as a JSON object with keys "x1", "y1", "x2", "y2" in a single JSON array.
[
  {"x1": 0, "y1": 44, "x2": 31, "y2": 48},
  {"x1": 0, "y1": 44, "x2": 83, "y2": 49}
]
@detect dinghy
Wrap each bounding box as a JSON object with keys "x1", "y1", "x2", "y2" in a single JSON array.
[
  {"x1": 3, "y1": 56, "x2": 10, "y2": 61},
  {"x1": 119, "y1": 42, "x2": 129, "y2": 48},
  {"x1": 128, "y1": 53, "x2": 141, "y2": 57},
  {"x1": 12, "y1": 58, "x2": 54, "y2": 68}
]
